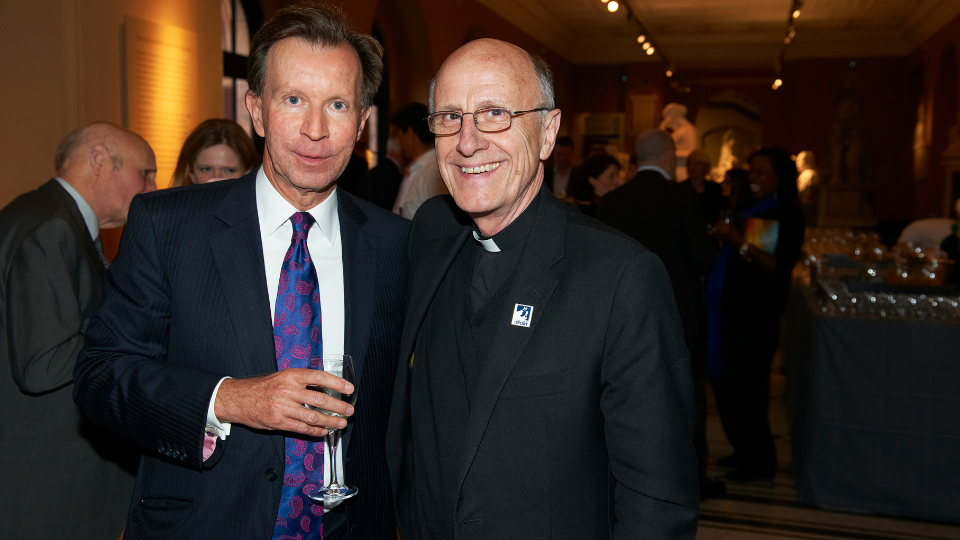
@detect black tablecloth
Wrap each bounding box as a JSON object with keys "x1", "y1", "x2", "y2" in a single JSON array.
[{"x1": 783, "y1": 287, "x2": 960, "y2": 523}]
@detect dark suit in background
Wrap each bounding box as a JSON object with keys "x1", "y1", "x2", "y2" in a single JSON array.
[
  {"x1": 0, "y1": 180, "x2": 136, "y2": 539},
  {"x1": 388, "y1": 190, "x2": 699, "y2": 539},
  {"x1": 367, "y1": 156, "x2": 404, "y2": 210},
  {"x1": 73, "y1": 174, "x2": 408, "y2": 539},
  {"x1": 600, "y1": 168, "x2": 717, "y2": 491}
]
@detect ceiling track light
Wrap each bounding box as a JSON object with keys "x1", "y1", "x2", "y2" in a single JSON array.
[
  {"x1": 642, "y1": 41, "x2": 650, "y2": 50},
  {"x1": 646, "y1": 46, "x2": 655, "y2": 55},
  {"x1": 637, "y1": 34, "x2": 646, "y2": 44},
  {"x1": 607, "y1": 1, "x2": 619, "y2": 13}
]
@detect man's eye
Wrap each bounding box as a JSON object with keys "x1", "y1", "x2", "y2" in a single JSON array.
[
  {"x1": 442, "y1": 112, "x2": 461, "y2": 122},
  {"x1": 332, "y1": 101, "x2": 346, "y2": 110},
  {"x1": 287, "y1": 96, "x2": 301, "y2": 105},
  {"x1": 487, "y1": 109, "x2": 507, "y2": 117},
  {"x1": 199, "y1": 167, "x2": 211, "y2": 173}
]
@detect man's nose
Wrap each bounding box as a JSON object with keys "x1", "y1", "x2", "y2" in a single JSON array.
[
  {"x1": 456, "y1": 114, "x2": 487, "y2": 156},
  {"x1": 302, "y1": 107, "x2": 329, "y2": 141}
]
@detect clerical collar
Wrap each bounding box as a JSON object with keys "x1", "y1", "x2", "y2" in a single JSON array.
[{"x1": 472, "y1": 193, "x2": 541, "y2": 253}]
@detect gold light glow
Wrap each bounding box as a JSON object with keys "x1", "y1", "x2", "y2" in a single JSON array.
[{"x1": 607, "y1": 1, "x2": 619, "y2": 12}]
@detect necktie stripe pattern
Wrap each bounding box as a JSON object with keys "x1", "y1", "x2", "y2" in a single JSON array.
[{"x1": 272, "y1": 212, "x2": 324, "y2": 540}]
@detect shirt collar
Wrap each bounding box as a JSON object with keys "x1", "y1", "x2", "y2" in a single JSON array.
[
  {"x1": 55, "y1": 177, "x2": 99, "y2": 240},
  {"x1": 472, "y1": 191, "x2": 540, "y2": 253},
  {"x1": 636, "y1": 164, "x2": 673, "y2": 181},
  {"x1": 255, "y1": 166, "x2": 339, "y2": 245}
]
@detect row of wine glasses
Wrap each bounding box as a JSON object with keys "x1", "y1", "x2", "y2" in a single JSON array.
[{"x1": 815, "y1": 279, "x2": 960, "y2": 321}]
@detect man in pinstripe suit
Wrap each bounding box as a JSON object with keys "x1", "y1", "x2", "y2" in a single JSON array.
[{"x1": 73, "y1": 5, "x2": 407, "y2": 539}]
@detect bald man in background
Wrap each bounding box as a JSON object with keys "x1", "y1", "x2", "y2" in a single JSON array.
[{"x1": 0, "y1": 122, "x2": 156, "y2": 539}]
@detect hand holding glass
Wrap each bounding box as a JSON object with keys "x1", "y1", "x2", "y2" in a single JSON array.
[{"x1": 305, "y1": 354, "x2": 358, "y2": 502}]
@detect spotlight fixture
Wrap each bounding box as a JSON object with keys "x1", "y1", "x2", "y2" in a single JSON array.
[
  {"x1": 637, "y1": 35, "x2": 646, "y2": 44},
  {"x1": 642, "y1": 42, "x2": 651, "y2": 50},
  {"x1": 646, "y1": 46, "x2": 655, "y2": 55},
  {"x1": 607, "y1": 1, "x2": 619, "y2": 12},
  {"x1": 772, "y1": 78, "x2": 783, "y2": 89},
  {"x1": 665, "y1": 69, "x2": 673, "y2": 77},
  {"x1": 792, "y1": 9, "x2": 801, "y2": 18},
  {"x1": 600, "y1": 0, "x2": 608, "y2": 3}
]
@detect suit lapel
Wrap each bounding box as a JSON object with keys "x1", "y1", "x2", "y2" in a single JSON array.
[
  {"x1": 455, "y1": 190, "x2": 567, "y2": 493},
  {"x1": 400, "y1": 200, "x2": 472, "y2": 366},
  {"x1": 337, "y1": 191, "x2": 376, "y2": 453},
  {"x1": 208, "y1": 175, "x2": 282, "y2": 459},
  {"x1": 39, "y1": 180, "x2": 105, "y2": 280}
]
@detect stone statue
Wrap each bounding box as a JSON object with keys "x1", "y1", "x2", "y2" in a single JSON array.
[
  {"x1": 823, "y1": 73, "x2": 867, "y2": 184},
  {"x1": 660, "y1": 103, "x2": 698, "y2": 181},
  {"x1": 711, "y1": 129, "x2": 738, "y2": 182},
  {"x1": 796, "y1": 150, "x2": 819, "y2": 204}
]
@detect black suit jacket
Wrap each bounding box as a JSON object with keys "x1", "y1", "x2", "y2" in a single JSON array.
[
  {"x1": 0, "y1": 180, "x2": 136, "y2": 539},
  {"x1": 387, "y1": 189, "x2": 699, "y2": 539},
  {"x1": 600, "y1": 170, "x2": 716, "y2": 376},
  {"x1": 73, "y1": 172, "x2": 409, "y2": 540}
]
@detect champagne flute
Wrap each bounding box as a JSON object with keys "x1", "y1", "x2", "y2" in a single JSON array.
[{"x1": 305, "y1": 354, "x2": 359, "y2": 502}]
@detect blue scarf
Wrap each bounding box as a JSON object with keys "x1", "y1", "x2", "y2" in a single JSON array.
[{"x1": 704, "y1": 195, "x2": 780, "y2": 381}]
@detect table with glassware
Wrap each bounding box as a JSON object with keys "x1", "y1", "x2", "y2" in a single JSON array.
[{"x1": 782, "y1": 228, "x2": 960, "y2": 524}]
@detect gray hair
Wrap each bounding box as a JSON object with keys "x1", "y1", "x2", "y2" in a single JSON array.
[
  {"x1": 634, "y1": 128, "x2": 676, "y2": 164},
  {"x1": 428, "y1": 49, "x2": 555, "y2": 113}
]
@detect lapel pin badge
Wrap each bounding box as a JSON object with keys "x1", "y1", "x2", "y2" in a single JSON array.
[{"x1": 511, "y1": 304, "x2": 534, "y2": 328}]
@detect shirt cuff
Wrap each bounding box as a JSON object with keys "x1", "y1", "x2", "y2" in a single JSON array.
[{"x1": 205, "y1": 376, "x2": 232, "y2": 440}]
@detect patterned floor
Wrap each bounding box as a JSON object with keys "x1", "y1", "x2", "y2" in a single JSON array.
[{"x1": 697, "y1": 373, "x2": 960, "y2": 540}]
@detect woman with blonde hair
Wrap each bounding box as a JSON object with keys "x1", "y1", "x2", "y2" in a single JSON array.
[{"x1": 171, "y1": 119, "x2": 259, "y2": 187}]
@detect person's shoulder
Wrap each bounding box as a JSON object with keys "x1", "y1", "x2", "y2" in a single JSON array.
[
  {"x1": 340, "y1": 190, "x2": 410, "y2": 234},
  {"x1": 566, "y1": 208, "x2": 648, "y2": 257}
]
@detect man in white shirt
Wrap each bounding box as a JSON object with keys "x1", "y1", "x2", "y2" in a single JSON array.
[
  {"x1": 73, "y1": 5, "x2": 408, "y2": 540},
  {"x1": 0, "y1": 122, "x2": 156, "y2": 540},
  {"x1": 391, "y1": 102, "x2": 447, "y2": 218}
]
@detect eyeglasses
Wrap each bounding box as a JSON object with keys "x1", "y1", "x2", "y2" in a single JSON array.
[{"x1": 426, "y1": 107, "x2": 551, "y2": 136}]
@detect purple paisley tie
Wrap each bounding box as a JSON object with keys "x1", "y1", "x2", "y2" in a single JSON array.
[{"x1": 272, "y1": 212, "x2": 324, "y2": 540}]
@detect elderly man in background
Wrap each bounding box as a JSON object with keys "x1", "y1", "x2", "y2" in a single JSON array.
[
  {"x1": 387, "y1": 38, "x2": 699, "y2": 539},
  {"x1": 0, "y1": 122, "x2": 156, "y2": 540}
]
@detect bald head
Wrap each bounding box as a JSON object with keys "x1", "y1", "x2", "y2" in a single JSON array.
[
  {"x1": 56, "y1": 122, "x2": 157, "y2": 229},
  {"x1": 634, "y1": 128, "x2": 677, "y2": 180},
  {"x1": 429, "y1": 39, "x2": 554, "y2": 114},
  {"x1": 427, "y1": 38, "x2": 562, "y2": 236}
]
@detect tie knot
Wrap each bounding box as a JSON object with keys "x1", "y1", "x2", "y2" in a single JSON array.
[{"x1": 290, "y1": 211, "x2": 316, "y2": 239}]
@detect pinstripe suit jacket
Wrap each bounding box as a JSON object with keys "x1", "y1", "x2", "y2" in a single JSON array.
[{"x1": 73, "y1": 172, "x2": 408, "y2": 540}]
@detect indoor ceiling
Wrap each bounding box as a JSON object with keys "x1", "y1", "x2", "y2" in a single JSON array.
[{"x1": 476, "y1": 0, "x2": 960, "y2": 68}]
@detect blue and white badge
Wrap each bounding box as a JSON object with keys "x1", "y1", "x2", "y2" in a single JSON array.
[{"x1": 511, "y1": 304, "x2": 534, "y2": 327}]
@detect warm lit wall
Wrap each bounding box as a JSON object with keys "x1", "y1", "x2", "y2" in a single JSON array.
[{"x1": 0, "y1": 0, "x2": 222, "y2": 210}]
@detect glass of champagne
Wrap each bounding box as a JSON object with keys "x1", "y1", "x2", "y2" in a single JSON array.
[{"x1": 305, "y1": 354, "x2": 358, "y2": 502}]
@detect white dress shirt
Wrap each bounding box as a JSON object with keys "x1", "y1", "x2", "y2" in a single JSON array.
[
  {"x1": 393, "y1": 148, "x2": 447, "y2": 218},
  {"x1": 207, "y1": 167, "x2": 347, "y2": 490},
  {"x1": 54, "y1": 177, "x2": 98, "y2": 240}
]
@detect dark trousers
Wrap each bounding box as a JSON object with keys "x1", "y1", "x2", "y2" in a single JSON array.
[{"x1": 713, "y1": 337, "x2": 777, "y2": 476}]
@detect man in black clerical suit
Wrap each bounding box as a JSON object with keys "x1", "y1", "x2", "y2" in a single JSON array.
[
  {"x1": 386, "y1": 38, "x2": 699, "y2": 539},
  {"x1": 599, "y1": 128, "x2": 721, "y2": 499},
  {"x1": 73, "y1": 5, "x2": 407, "y2": 540},
  {"x1": 0, "y1": 122, "x2": 156, "y2": 540}
]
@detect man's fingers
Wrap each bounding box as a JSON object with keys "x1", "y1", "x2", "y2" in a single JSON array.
[{"x1": 290, "y1": 367, "x2": 354, "y2": 395}]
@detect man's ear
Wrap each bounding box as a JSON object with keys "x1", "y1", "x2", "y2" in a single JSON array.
[
  {"x1": 357, "y1": 107, "x2": 372, "y2": 140},
  {"x1": 246, "y1": 91, "x2": 266, "y2": 138},
  {"x1": 88, "y1": 144, "x2": 109, "y2": 176},
  {"x1": 539, "y1": 109, "x2": 562, "y2": 162}
]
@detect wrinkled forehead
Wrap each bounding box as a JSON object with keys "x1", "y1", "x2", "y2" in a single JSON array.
[{"x1": 434, "y1": 45, "x2": 539, "y2": 110}]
